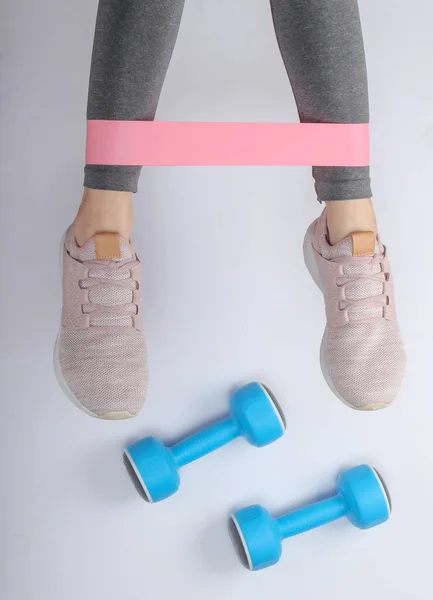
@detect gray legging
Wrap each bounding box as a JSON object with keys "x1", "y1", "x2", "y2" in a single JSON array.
[{"x1": 84, "y1": 0, "x2": 371, "y2": 202}]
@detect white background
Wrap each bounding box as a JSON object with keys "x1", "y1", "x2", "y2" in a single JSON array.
[{"x1": 1, "y1": 0, "x2": 432, "y2": 598}]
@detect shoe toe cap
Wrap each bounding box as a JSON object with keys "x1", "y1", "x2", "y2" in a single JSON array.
[
  {"x1": 57, "y1": 328, "x2": 148, "y2": 419},
  {"x1": 322, "y1": 321, "x2": 406, "y2": 410}
]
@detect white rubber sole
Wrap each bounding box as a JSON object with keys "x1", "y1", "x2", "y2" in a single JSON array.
[
  {"x1": 53, "y1": 231, "x2": 135, "y2": 421},
  {"x1": 303, "y1": 229, "x2": 388, "y2": 412}
]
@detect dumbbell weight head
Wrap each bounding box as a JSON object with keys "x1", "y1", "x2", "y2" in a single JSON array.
[
  {"x1": 124, "y1": 437, "x2": 180, "y2": 503},
  {"x1": 230, "y1": 382, "x2": 286, "y2": 446},
  {"x1": 337, "y1": 465, "x2": 391, "y2": 529},
  {"x1": 230, "y1": 505, "x2": 282, "y2": 571}
]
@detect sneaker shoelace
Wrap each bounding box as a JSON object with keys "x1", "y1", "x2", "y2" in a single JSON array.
[
  {"x1": 332, "y1": 251, "x2": 389, "y2": 321},
  {"x1": 79, "y1": 258, "x2": 140, "y2": 326}
]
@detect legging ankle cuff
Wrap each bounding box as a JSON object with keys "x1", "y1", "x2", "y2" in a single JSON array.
[
  {"x1": 84, "y1": 165, "x2": 141, "y2": 193},
  {"x1": 314, "y1": 167, "x2": 372, "y2": 202}
]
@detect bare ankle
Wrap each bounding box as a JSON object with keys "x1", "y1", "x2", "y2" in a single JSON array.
[
  {"x1": 325, "y1": 198, "x2": 377, "y2": 245},
  {"x1": 73, "y1": 188, "x2": 133, "y2": 246}
]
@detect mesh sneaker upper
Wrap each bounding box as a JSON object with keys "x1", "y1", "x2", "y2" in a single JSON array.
[
  {"x1": 57, "y1": 229, "x2": 148, "y2": 418},
  {"x1": 307, "y1": 210, "x2": 406, "y2": 409},
  {"x1": 58, "y1": 327, "x2": 148, "y2": 417}
]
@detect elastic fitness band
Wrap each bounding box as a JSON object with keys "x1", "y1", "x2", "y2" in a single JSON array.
[{"x1": 86, "y1": 120, "x2": 369, "y2": 167}]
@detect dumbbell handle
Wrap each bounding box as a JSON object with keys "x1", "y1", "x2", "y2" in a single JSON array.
[
  {"x1": 277, "y1": 494, "x2": 347, "y2": 539},
  {"x1": 170, "y1": 417, "x2": 240, "y2": 467}
]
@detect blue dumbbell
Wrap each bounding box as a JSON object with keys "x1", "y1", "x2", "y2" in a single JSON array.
[
  {"x1": 124, "y1": 382, "x2": 286, "y2": 503},
  {"x1": 230, "y1": 464, "x2": 391, "y2": 571}
]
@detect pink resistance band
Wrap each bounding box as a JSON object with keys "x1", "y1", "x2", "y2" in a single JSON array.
[{"x1": 86, "y1": 120, "x2": 369, "y2": 167}]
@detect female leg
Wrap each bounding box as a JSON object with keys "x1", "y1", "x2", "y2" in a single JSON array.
[
  {"x1": 270, "y1": 0, "x2": 406, "y2": 409},
  {"x1": 56, "y1": 1, "x2": 185, "y2": 419}
]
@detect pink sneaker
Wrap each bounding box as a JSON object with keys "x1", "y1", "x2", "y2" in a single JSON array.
[
  {"x1": 54, "y1": 228, "x2": 148, "y2": 419},
  {"x1": 303, "y1": 210, "x2": 406, "y2": 410}
]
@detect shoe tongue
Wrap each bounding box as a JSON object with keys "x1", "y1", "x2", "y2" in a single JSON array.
[{"x1": 68, "y1": 232, "x2": 134, "y2": 262}]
